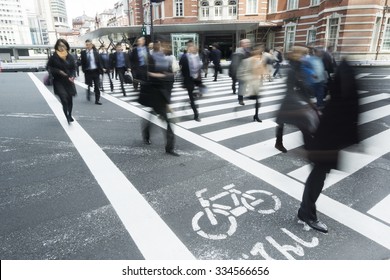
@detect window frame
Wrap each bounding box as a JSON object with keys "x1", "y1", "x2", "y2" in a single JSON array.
[
  {"x1": 174, "y1": 0, "x2": 184, "y2": 17},
  {"x1": 382, "y1": 18, "x2": 390, "y2": 51},
  {"x1": 284, "y1": 23, "x2": 296, "y2": 52},
  {"x1": 246, "y1": 0, "x2": 258, "y2": 15},
  {"x1": 287, "y1": 0, "x2": 299, "y2": 11},
  {"x1": 268, "y1": 0, "x2": 277, "y2": 14}
]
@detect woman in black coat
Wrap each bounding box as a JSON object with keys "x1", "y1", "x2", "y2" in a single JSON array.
[
  {"x1": 47, "y1": 39, "x2": 77, "y2": 123},
  {"x1": 298, "y1": 58, "x2": 359, "y2": 233}
]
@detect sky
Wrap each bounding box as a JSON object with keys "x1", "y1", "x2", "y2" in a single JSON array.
[{"x1": 65, "y1": 0, "x2": 117, "y2": 21}]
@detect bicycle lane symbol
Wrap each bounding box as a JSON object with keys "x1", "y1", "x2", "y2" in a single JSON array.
[{"x1": 192, "y1": 184, "x2": 281, "y2": 240}]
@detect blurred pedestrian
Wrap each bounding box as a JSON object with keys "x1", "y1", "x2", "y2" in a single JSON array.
[
  {"x1": 110, "y1": 42, "x2": 131, "y2": 96},
  {"x1": 179, "y1": 44, "x2": 203, "y2": 122},
  {"x1": 273, "y1": 47, "x2": 283, "y2": 78},
  {"x1": 70, "y1": 49, "x2": 79, "y2": 76},
  {"x1": 274, "y1": 46, "x2": 317, "y2": 153},
  {"x1": 298, "y1": 58, "x2": 359, "y2": 233},
  {"x1": 47, "y1": 39, "x2": 77, "y2": 123},
  {"x1": 237, "y1": 45, "x2": 266, "y2": 122},
  {"x1": 99, "y1": 46, "x2": 113, "y2": 92},
  {"x1": 229, "y1": 39, "x2": 251, "y2": 105},
  {"x1": 130, "y1": 37, "x2": 148, "y2": 91},
  {"x1": 80, "y1": 39, "x2": 102, "y2": 105},
  {"x1": 310, "y1": 48, "x2": 327, "y2": 109},
  {"x1": 200, "y1": 46, "x2": 210, "y2": 78},
  {"x1": 139, "y1": 41, "x2": 178, "y2": 156},
  {"x1": 262, "y1": 47, "x2": 274, "y2": 82},
  {"x1": 209, "y1": 43, "x2": 222, "y2": 81}
]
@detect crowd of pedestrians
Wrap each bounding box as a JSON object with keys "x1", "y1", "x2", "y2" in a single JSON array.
[{"x1": 47, "y1": 37, "x2": 359, "y2": 234}]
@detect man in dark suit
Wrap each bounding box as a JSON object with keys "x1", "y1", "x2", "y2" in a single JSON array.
[
  {"x1": 110, "y1": 42, "x2": 131, "y2": 96},
  {"x1": 99, "y1": 46, "x2": 113, "y2": 92},
  {"x1": 129, "y1": 36, "x2": 148, "y2": 91},
  {"x1": 80, "y1": 39, "x2": 102, "y2": 105},
  {"x1": 179, "y1": 43, "x2": 202, "y2": 122},
  {"x1": 209, "y1": 43, "x2": 222, "y2": 81}
]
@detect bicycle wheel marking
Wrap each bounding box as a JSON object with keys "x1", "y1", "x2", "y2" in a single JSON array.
[{"x1": 192, "y1": 184, "x2": 282, "y2": 240}]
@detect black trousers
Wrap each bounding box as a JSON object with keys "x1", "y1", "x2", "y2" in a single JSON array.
[
  {"x1": 100, "y1": 70, "x2": 113, "y2": 91},
  {"x1": 231, "y1": 76, "x2": 237, "y2": 94},
  {"x1": 58, "y1": 92, "x2": 73, "y2": 119},
  {"x1": 186, "y1": 79, "x2": 202, "y2": 119},
  {"x1": 213, "y1": 64, "x2": 221, "y2": 80},
  {"x1": 85, "y1": 70, "x2": 101, "y2": 102},
  {"x1": 298, "y1": 163, "x2": 331, "y2": 221},
  {"x1": 142, "y1": 105, "x2": 175, "y2": 152},
  {"x1": 116, "y1": 67, "x2": 127, "y2": 95}
]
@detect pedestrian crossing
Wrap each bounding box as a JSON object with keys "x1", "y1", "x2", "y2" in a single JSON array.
[{"x1": 102, "y1": 73, "x2": 390, "y2": 226}]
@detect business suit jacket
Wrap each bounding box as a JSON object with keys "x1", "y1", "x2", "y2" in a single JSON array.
[
  {"x1": 47, "y1": 52, "x2": 77, "y2": 97},
  {"x1": 80, "y1": 48, "x2": 101, "y2": 73},
  {"x1": 109, "y1": 51, "x2": 131, "y2": 69}
]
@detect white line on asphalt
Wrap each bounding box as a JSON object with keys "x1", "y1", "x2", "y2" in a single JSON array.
[
  {"x1": 202, "y1": 119, "x2": 277, "y2": 142},
  {"x1": 73, "y1": 79, "x2": 390, "y2": 251},
  {"x1": 367, "y1": 194, "x2": 390, "y2": 224},
  {"x1": 178, "y1": 104, "x2": 281, "y2": 129},
  {"x1": 30, "y1": 74, "x2": 196, "y2": 260},
  {"x1": 237, "y1": 131, "x2": 304, "y2": 161},
  {"x1": 287, "y1": 128, "x2": 390, "y2": 190},
  {"x1": 355, "y1": 73, "x2": 371, "y2": 79}
]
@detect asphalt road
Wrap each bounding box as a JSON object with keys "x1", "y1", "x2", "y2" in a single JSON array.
[{"x1": 0, "y1": 66, "x2": 389, "y2": 260}]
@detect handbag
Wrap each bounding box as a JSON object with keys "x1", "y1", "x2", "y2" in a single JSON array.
[
  {"x1": 43, "y1": 73, "x2": 53, "y2": 86},
  {"x1": 124, "y1": 71, "x2": 133, "y2": 84},
  {"x1": 276, "y1": 92, "x2": 319, "y2": 133}
]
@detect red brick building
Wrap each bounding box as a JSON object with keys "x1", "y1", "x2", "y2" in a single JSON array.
[{"x1": 84, "y1": 0, "x2": 390, "y2": 60}]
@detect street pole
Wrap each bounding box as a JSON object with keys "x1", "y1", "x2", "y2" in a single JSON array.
[
  {"x1": 150, "y1": 2, "x2": 154, "y2": 42},
  {"x1": 376, "y1": 0, "x2": 388, "y2": 60}
]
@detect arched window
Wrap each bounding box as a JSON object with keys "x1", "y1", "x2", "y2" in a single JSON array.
[
  {"x1": 228, "y1": 0, "x2": 237, "y2": 16},
  {"x1": 200, "y1": 0, "x2": 209, "y2": 18},
  {"x1": 215, "y1": 0, "x2": 222, "y2": 17}
]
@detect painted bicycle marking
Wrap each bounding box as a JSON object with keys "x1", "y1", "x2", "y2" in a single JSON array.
[{"x1": 192, "y1": 184, "x2": 281, "y2": 240}]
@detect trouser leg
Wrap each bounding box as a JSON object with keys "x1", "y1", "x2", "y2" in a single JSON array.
[
  {"x1": 93, "y1": 74, "x2": 101, "y2": 102},
  {"x1": 117, "y1": 68, "x2": 126, "y2": 95},
  {"x1": 188, "y1": 87, "x2": 198, "y2": 118},
  {"x1": 299, "y1": 164, "x2": 330, "y2": 221},
  {"x1": 232, "y1": 76, "x2": 237, "y2": 94}
]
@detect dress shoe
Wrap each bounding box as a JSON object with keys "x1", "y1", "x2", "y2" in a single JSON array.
[
  {"x1": 194, "y1": 116, "x2": 201, "y2": 122},
  {"x1": 166, "y1": 150, "x2": 180, "y2": 157},
  {"x1": 95, "y1": 101, "x2": 102, "y2": 105},
  {"x1": 143, "y1": 139, "x2": 151, "y2": 145},
  {"x1": 239, "y1": 100, "x2": 245, "y2": 106},
  {"x1": 253, "y1": 115, "x2": 262, "y2": 122},
  {"x1": 68, "y1": 116, "x2": 74, "y2": 122},
  {"x1": 275, "y1": 142, "x2": 287, "y2": 153},
  {"x1": 298, "y1": 214, "x2": 328, "y2": 233}
]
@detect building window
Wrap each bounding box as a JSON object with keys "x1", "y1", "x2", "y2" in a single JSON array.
[
  {"x1": 215, "y1": 0, "x2": 222, "y2": 17},
  {"x1": 200, "y1": 0, "x2": 209, "y2": 18},
  {"x1": 285, "y1": 24, "x2": 296, "y2": 52},
  {"x1": 228, "y1": 0, "x2": 237, "y2": 16},
  {"x1": 371, "y1": 17, "x2": 381, "y2": 52},
  {"x1": 310, "y1": 0, "x2": 320, "y2": 6},
  {"x1": 246, "y1": 0, "x2": 258, "y2": 14},
  {"x1": 269, "y1": 0, "x2": 277, "y2": 14},
  {"x1": 287, "y1": 0, "x2": 298, "y2": 10},
  {"x1": 307, "y1": 28, "x2": 316, "y2": 46},
  {"x1": 327, "y1": 17, "x2": 339, "y2": 48},
  {"x1": 383, "y1": 18, "x2": 390, "y2": 51},
  {"x1": 174, "y1": 0, "x2": 184, "y2": 17}
]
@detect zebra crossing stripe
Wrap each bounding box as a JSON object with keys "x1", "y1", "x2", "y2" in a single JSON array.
[
  {"x1": 202, "y1": 119, "x2": 277, "y2": 142},
  {"x1": 178, "y1": 104, "x2": 281, "y2": 129},
  {"x1": 367, "y1": 194, "x2": 390, "y2": 224},
  {"x1": 359, "y1": 93, "x2": 390, "y2": 105},
  {"x1": 237, "y1": 131, "x2": 304, "y2": 161},
  {"x1": 287, "y1": 128, "x2": 390, "y2": 191}
]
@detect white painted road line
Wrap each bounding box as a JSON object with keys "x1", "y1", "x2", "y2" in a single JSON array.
[
  {"x1": 367, "y1": 194, "x2": 390, "y2": 224},
  {"x1": 81, "y1": 79, "x2": 390, "y2": 251},
  {"x1": 237, "y1": 131, "x2": 304, "y2": 161},
  {"x1": 287, "y1": 128, "x2": 390, "y2": 190},
  {"x1": 31, "y1": 74, "x2": 196, "y2": 260},
  {"x1": 178, "y1": 104, "x2": 281, "y2": 129},
  {"x1": 202, "y1": 119, "x2": 277, "y2": 142},
  {"x1": 359, "y1": 93, "x2": 390, "y2": 105}
]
